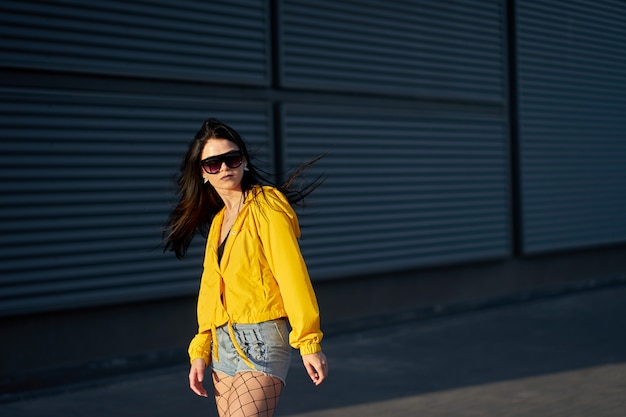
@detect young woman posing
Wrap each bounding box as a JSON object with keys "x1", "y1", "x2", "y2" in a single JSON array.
[{"x1": 164, "y1": 118, "x2": 328, "y2": 417}]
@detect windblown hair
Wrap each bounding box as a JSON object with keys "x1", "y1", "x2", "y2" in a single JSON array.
[{"x1": 163, "y1": 118, "x2": 324, "y2": 259}]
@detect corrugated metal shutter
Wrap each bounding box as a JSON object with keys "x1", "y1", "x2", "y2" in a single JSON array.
[
  {"x1": 0, "y1": 0, "x2": 270, "y2": 85},
  {"x1": 516, "y1": 0, "x2": 626, "y2": 254},
  {"x1": 279, "y1": 0, "x2": 505, "y2": 102},
  {"x1": 0, "y1": 87, "x2": 272, "y2": 316},
  {"x1": 283, "y1": 105, "x2": 510, "y2": 279}
]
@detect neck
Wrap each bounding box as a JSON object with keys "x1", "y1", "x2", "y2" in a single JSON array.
[{"x1": 222, "y1": 191, "x2": 244, "y2": 213}]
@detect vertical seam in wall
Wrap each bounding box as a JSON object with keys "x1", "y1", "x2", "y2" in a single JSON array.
[
  {"x1": 269, "y1": 0, "x2": 281, "y2": 89},
  {"x1": 269, "y1": 0, "x2": 284, "y2": 184},
  {"x1": 507, "y1": 0, "x2": 523, "y2": 256}
]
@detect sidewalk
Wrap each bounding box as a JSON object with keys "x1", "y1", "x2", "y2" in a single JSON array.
[{"x1": 2, "y1": 285, "x2": 625, "y2": 417}]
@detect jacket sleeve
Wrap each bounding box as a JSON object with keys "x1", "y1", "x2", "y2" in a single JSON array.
[
  {"x1": 257, "y1": 189, "x2": 323, "y2": 355},
  {"x1": 188, "y1": 331, "x2": 212, "y2": 365}
]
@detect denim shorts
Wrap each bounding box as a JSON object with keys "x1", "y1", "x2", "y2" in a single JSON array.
[{"x1": 211, "y1": 319, "x2": 292, "y2": 385}]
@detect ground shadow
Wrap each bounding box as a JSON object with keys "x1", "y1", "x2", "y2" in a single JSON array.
[{"x1": 276, "y1": 285, "x2": 626, "y2": 415}]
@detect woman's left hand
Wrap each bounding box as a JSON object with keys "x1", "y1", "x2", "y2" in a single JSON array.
[{"x1": 302, "y1": 351, "x2": 328, "y2": 386}]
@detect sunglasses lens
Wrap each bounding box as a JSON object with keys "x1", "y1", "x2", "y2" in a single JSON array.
[
  {"x1": 205, "y1": 161, "x2": 222, "y2": 174},
  {"x1": 224, "y1": 154, "x2": 243, "y2": 168}
]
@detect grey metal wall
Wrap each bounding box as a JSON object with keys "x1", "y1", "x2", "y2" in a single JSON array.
[
  {"x1": 1, "y1": 0, "x2": 512, "y2": 315},
  {"x1": 0, "y1": 89, "x2": 272, "y2": 315},
  {"x1": 516, "y1": 0, "x2": 626, "y2": 254},
  {"x1": 284, "y1": 105, "x2": 510, "y2": 279},
  {"x1": 0, "y1": 0, "x2": 270, "y2": 84},
  {"x1": 279, "y1": 0, "x2": 510, "y2": 278},
  {"x1": 278, "y1": 0, "x2": 505, "y2": 101},
  {"x1": 0, "y1": 0, "x2": 273, "y2": 316}
]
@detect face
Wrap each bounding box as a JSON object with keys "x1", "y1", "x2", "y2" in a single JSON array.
[{"x1": 200, "y1": 139, "x2": 246, "y2": 194}]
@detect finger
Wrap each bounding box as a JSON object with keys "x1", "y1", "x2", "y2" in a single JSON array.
[
  {"x1": 313, "y1": 366, "x2": 326, "y2": 385},
  {"x1": 192, "y1": 386, "x2": 208, "y2": 397},
  {"x1": 190, "y1": 379, "x2": 208, "y2": 397},
  {"x1": 305, "y1": 362, "x2": 318, "y2": 381},
  {"x1": 314, "y1": 360, "x2": 328, "y2": 385},
  {"x1": 306, "y1": 362, "x2": 326, "y2": 385},
  {"x1": 189, "y1": 367, "x2": 208, "y2": 397}
]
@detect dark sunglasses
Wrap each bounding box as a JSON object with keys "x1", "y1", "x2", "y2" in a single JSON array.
[{"x1": 200, "y1": 150, "x2": 244, "y2": 174}]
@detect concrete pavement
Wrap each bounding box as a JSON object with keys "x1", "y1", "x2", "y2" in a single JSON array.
[{"x1": 1, "y1": 284, "x2": 625, "y2": 416}]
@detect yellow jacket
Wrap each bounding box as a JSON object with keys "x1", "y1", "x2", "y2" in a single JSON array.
[{"x1": 188, "y1": 186, "x2": 323, "y2": 365}]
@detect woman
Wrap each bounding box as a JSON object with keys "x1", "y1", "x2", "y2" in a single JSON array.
[{"x1": 164, "y1": 118, "x2": 328, "y2": 417}]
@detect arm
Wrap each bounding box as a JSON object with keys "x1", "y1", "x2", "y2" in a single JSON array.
[
  {"x1": 258, "y1": 194, "x2": 328, "y2": 384},
  {"x1": 256, "y1": 190, "x2": 325, "y2": 355},
  {"x1": 188, "y1": 332, "x2": 211, "y2": 396}
]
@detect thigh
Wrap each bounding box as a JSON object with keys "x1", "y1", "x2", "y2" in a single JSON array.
[
  {"x1": 212, "y1": 371, "x2": 234, "y2": 417},
  {"x1": 228, "y1": 371, "x2": 284, "y2": 417}
]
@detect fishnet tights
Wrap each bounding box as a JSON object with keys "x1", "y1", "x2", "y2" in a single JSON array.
[{"x1": 213, "y1": 371, "x2": 283, "y2": 417}]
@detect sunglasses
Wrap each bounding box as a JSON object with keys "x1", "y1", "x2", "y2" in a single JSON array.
[{"x1": 200, "y1": 150, "x2": 244, "y2": 174}]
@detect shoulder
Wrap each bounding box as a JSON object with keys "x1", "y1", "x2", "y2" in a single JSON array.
[
  {"x1": 250, "y1": 185, "x2": 292, "y2": 211},
  {"x1": 248, "y1": 186, "x2": 299, "y2": 228}
]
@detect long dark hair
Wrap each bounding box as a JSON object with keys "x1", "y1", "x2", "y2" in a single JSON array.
[{"x1": 163, "y1": 118, "x2": 324, "y2": 259}]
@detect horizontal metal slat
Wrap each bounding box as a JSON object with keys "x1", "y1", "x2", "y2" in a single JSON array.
[
  {"x1": 0, "y1": 0, "x2": 269, "y2": 84},
  {"x1": 283, "y1": 104, "x2": 510, "y2": 279},
  {"x1": 279, "y1": 0, "x2": 506, "y2": 101},
  {"x1": 516, "y1": 0, "x2": 626, "y2": 254},
  {"x1": 0, "y1": 87, "x2": 272, "y2": 315}
]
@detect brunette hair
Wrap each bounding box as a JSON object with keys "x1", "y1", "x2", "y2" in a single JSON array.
[{"x1": 163, "y1": 118, "x2": 323, "y2": 259}]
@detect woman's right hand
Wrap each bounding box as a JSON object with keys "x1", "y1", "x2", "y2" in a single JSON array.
[{"x1": 189, "y1": 358, "x2": 208, "y2": 397}]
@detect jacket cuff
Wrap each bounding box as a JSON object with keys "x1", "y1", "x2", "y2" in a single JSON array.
[
  {"x1": 188, "y1": 333, "x2": 211, "y2": 365},
  {"x1": 299, "y1": 343, "x2": 322, "y2": 356},
  {"x1": 188, "y1": 346, "x2": 211, "y2": 365}
]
